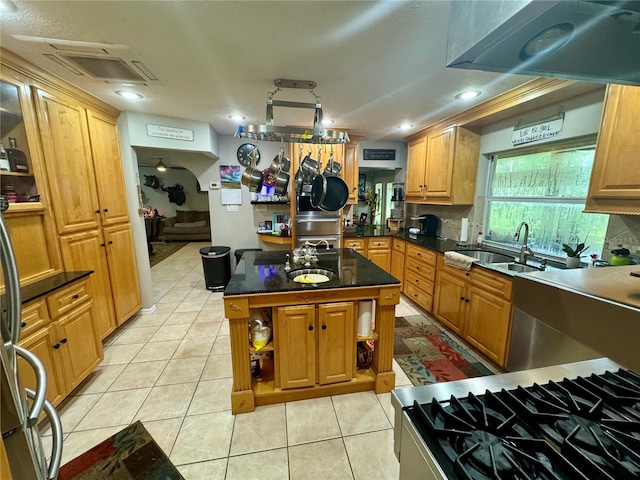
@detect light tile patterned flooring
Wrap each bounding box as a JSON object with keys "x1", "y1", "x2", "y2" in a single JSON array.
[{"x1": 43, "y1": 242, "x2": 498, "y2": 479}]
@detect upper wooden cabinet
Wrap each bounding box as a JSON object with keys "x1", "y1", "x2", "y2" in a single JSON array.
[
  {"x1": 34, "y1": 88, "x2": 101, "y2": 235},
  {"x1": 406, "y1": 126, "x2": 480, "y2": 205},
  {"x1": 343, "y1": 137, "x2": 361, "y2": 205},
  {"x1": 585, "y1": 84, "x2": 640, "y2": 215}
]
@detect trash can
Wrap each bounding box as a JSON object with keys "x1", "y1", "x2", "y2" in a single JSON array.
[
  {"x1": 200, "y1": 246, "x2": 231, "y2": 291},
  {"x1": 234, "y1": 248, "x2": 262, "y2": 265}
]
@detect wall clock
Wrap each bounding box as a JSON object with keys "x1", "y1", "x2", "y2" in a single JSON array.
[{"x1": 237, "y1": 143, "x2": 260, "y2": 167}]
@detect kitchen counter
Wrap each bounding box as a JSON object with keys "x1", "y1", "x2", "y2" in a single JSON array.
[
  {"x1": 224, "y1": 249, "x2": 399, "y2": 296},
  {"x1": 223, "y1": 248, "x2": 401, "y2": 414},
  {"x1": 2, "y1": 271, "x2": 94, "y2": 305}
]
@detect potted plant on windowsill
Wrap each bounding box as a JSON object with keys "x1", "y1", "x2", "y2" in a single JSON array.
[{"x1": 562, "y1": 240, "x2": 590, "y2": 268}]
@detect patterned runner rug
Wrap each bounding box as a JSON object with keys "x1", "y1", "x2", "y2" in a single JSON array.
[
  {"x1": 148, "y1": 242, "x2": 188, "y2": 267},
  {"x1": 394, "y1": 315, "x2": 495, "y2": 386},
  {"x1": 58, "y1": 421, "x2": 183, "y2": 480}
]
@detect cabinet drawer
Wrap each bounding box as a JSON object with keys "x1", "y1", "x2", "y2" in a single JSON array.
[
  {"x1": 21, "y1": 299, "x2": 49, "y2": 338},
  {"x1": 405, "y1": 270, "x2": 434, "y2": 295},
  {"x1": 405, "y1": 258, "x2": 436, "y2": 281},
  {"x1": 344, "y1": 238, "x2": 366, "y2": 250},
  {"x1": 439, "y1": 261, "x2": 474, "y2": 279},
  {"x1": 471, "y1": 268, "x2": 512, "y2": 300},
  {"x1": 406, "y1": 245, "x2": 437, "y2": 266},
  {"x1": 368, "y1": 237, "x2": 391, "y2": 249},
  {"x1": 392, "y1": 239, "x2": 406, "y2": 253},
  {"x1": 46, "y1": 279, "x2": 91, "y2": 319},
  {"x1": 405, "y1": 283, "x2": 433, "y2": 313}
]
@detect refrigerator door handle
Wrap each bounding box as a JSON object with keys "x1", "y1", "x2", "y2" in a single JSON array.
[
  {"x1": 0, "y1": 212, "x2": 22, "y2": 345},
  {"x1": 15, "y1": 346, "x2": 47, "y2": 427},
  {"x1": 26, "y1": 389, "x2": 63, "y2": 480}
]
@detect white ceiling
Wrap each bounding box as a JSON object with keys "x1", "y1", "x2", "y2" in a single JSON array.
[{"x1": 0, "y1": 0, "x2": 539, "y2": 141}]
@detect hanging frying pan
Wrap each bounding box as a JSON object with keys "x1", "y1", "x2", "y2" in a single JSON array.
[
  {"x1": 309, "y1": 173, "x2": 327, "y2": 208},
  {"x1": 319, "y1": 176, "x2": 349, "y2": 211}
]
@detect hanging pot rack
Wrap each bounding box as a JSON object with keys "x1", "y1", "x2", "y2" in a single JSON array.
[{"x1": 235, "y1": 79, "x2": 349, "y2": 145}]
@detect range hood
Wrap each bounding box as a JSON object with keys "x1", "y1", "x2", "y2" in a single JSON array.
[{"x1": 446, "y1": 0, "x2": 640, "y2": 86}]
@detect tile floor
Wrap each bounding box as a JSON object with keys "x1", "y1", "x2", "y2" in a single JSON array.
[{"x1": 42, "y1": 242, "x2": 498, "y2": 479}]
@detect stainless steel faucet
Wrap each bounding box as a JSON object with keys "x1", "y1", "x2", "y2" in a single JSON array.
[
  {"x1": 304, "y1": 240, "x2": 330, "y2": 250},
  {"x1": 514, "y1": 222, "x2": 533, "y2": 264}
]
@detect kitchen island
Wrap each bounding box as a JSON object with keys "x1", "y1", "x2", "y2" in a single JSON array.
[{"x1": 224, "y1": 249, "x2": 401, "y2": 414}]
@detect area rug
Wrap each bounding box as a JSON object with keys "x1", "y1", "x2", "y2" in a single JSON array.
[
  {"x1": 394, "y1": 315, "x2": 495, "y2": 386},
  {"x1": 149, "y1": 242, "x2": 188, "y2": 267},
  {"x1": 58, "y1": 421, "x2": 184, "y2": 480}
]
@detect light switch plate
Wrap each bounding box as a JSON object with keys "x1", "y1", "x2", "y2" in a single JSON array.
[
  {"x1": 210, "y1": 181, "x2": 220, "y2": 189},
  {"x1": 226, "y1": 205, "x2": 239, "y2": 212}
]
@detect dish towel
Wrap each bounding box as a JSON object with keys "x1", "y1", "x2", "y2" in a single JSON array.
[{"x1": 444, "y1": 251, "x2": 480, "y2": 271}]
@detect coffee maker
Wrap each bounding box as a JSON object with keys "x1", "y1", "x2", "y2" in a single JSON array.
[{"x1": 416, "y1": 214, "x2": 439, "y2": 237}]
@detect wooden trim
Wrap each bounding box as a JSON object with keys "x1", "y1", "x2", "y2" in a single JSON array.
[
  {"x1": 405, "y1": 78, "x2": 578, "y2": 141},
  {"x1": 258, "y1": 233, "x2": 293, "y2": 245}
]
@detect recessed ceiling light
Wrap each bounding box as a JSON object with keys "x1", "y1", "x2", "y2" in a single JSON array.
[
  {"x1": 455, "y1": 90, "x2": 481, "y2": 100},
  {"x1": 398, "y1": 123, "x2": 414, "y2": 130},
  {"x1": 228, "y1": 114, "x2": 246, "y2": 121},
  {"x1": 116, "y1": 90, "x2": 143, "y2": 100}
]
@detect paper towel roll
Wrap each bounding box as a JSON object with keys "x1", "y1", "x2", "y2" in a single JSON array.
[
  {"x1": 357, "y1": 300, "x2": 373, "y2": 336},
  {"x1": 460, "y1": 218, "x2": 469, "y2": 242}
]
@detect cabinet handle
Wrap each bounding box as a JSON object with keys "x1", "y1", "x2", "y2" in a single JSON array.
[
  {"x1": 53, "y1": 343, "x2": 60, "y2": 349},
  {"x1": 103, "y1": 208, "x2": 109, "y2": 213},
  {"x1": 60, "y1": 338, "x2": 68, "y2": 344},
  {"x1": 321, "y1": 325, "x2": 327, "y2": 330},
  {"x1": 72, "y1": 294, "x2": 79, "y2": 299},
  {"x1": 308, "y1": 325, "x2": 314, "y2": 331}
]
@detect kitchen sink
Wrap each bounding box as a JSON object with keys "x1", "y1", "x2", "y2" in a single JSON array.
[
  {"x1": 286, "y1": 267, "x2": 337, "y2": 284},
  {"x1": 455, "y1": 250, "x2": 515, "y2": 264},
  {"x1": 506, "y1": 263, "x2": 542, "y2": 273}
]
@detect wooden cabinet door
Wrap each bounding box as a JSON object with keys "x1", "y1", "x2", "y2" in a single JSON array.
[
  {"x1": 103, "y1": 223, "x2": 141, "y2": 325},
  {"x1": 317, "y1": 302, "x2": 354, "y2": 385},
  {"x1": 368, "y1": 249, "x2": 391, "y2": 272},
  {"x1": 425, "y1": 128, "x2": 454, "y2": 198},
  {"x1": 344, "y1": 141, "x2": 359, "y2": 204},
  {"x1": 390, "y1": 250, "x2": 405, "y2": 289},
  {"x1": 587, "y1": 84, "x2": 640, "y2": 202},
  {"x1": 54, "y1": 301, "x2": 102, "y2": 392},
  {"x1": 434, "y1": 271, "x2": 467, "y2": 335},
  {"x1": 17, "y1": 326, "x2": 65, "y2": 405},
  {"x1": 405, "y1": 137, "x2": 427, "y2": 200},
  {"x1": 86, "y1": 109, "x2": 130, "y2": 226},
  {"x1": 33, "y1": 88, "x2": 100, "y2": 234},
  {"x1": 59, "y1": 229, "x2": 117, "y2": 339},
  {"x1": 277, "y1": 305, "x2": 316, "y2": 389},
  {"x1": 464, "y1": 286, "x2": 512, "y2": 367}
]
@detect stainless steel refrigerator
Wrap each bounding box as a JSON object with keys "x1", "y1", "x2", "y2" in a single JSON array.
[{"x1": 1, "y1": 197, "x2": 63, "y2": 480}]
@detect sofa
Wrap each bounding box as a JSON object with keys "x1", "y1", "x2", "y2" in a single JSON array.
[{"x1": 163, "y1": 210, "x2": 212, "y2": 242}]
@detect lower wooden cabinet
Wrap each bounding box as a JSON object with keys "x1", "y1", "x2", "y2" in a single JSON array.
[
  {"x1": 275, "y1": 302, "x2": 355, "y2": 389},
  {"x1": 433, "y1": 256, "x2": 513, "y2": 367},
  {"x1": 367, "y1": 238, "x2": 392, "y2": 272},
  {"x1": 404, "y1": 244, "x2": 437, "y2": 312},
  {"x1": 17, "y1": 277, "x2": 103, "y2": 407}
]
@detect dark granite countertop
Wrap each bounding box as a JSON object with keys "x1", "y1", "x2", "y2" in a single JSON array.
[
  {"x1": 343, "y1": 229, "x2": 566, "y2": 276},
  {"x1": 16, "y1": 271, "x2": 93, "y2": 304},
  {"x1": 224, "y1": 249, "x2": 400, "y2": 296}
]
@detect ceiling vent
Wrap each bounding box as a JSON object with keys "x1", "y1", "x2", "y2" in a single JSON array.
[{"x1": 12, "y1": 36, "x2": 159, "y2": 85}]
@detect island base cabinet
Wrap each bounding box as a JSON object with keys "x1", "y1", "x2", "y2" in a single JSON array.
[
  {"x1": 275, "y1": 304, "x2": 316, "y2": 389},
  {"x1": 317, "y1": 302, "x2": 355, "y2": 385}
]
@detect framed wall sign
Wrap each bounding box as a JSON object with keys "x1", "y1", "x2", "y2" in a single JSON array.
[{"x1": 363, "y1": 149, "x2": 395, "y2": 161}]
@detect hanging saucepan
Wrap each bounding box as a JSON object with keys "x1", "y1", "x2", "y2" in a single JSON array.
[
  {"x1": 241, "y1": 146, "x2": 263, "y2": 192},
  {"x1": 273, "y1": 169, "x2": 290, "y2": 196},
  {"x1": 300, "y1": 155, "x2": 320, "y2": 183},
  {"x1": 319, "y1": 176, "x2": 349, "y2": 211},
  {"x1": 322, "y1": 152, "x2": 342, "y2": 177},
  {"x1": 269, "y1": 149, "x2": 291, "y2": 178}
]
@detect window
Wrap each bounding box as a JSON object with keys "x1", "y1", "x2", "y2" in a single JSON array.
[{"x1": 484, "y1": 138, "x2": 609, "y2": 259}]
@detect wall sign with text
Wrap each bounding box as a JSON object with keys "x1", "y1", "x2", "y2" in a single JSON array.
[
  {"x1": 363, "y1": 149, "x2": 396, "y2": 161},
  {"x1": 146, "y1": 124, "x2": 194, "y2": 141},
  {"x1": 512, "y1": 113, "x2": 564, "y2": 145}
]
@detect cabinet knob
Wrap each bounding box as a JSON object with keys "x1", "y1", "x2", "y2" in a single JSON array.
[
  {"x1": 308, "y1": 325, "x2": 314, "y2": 331},
  {"x1": 72, "y1": 294, "x2": 79, "y2": 299},
  {"x1": 321, "y1": 325, "x2": 327, "y2": 330},
  {"x1": 60, "y1": 338, "x2": 68, "y2": 344},
  {"x1": 108, "y1": 241, "x2": 113, "y2": 244},
  {"x1": 465, "y1": 272, "x2": 470, "y2": 277},
  {"x1": 21, "y1": 322, "x2": 27, "y2": 328},
  {"x1": 465, "y1": 298, "x2": 470, "y2": 303},
  {"x1": 103, "y1": 208, "x2": 109, "y2": 213},
  {"x1": 460, "y1": 296, "x2": 465, "y2": 301},
  {"x1": 100, "y1": 243, "x2": 106, "y2": 247},
  {"x1": 95, "y1": 210, "x2": 100, "y2": 214},
  {"x1": 53, "y1": 343, "x2": 60, "y2": 349}
]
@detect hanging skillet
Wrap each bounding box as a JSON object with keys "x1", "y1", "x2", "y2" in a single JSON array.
[
  {"x1": 319, "y1": 176, "x2": 349, "y2": 211},
  {"x1": 310, "y1": 148, "x2": 326, "y2": 208}
]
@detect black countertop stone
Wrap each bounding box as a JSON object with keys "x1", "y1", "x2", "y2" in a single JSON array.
[
  {"x1": 17, "y1": 271, "x2": 93, "y2": 305},
  {"x1": 343, "y1": 229, "x2": 566, "y2": 276},
  {"x1": 224, "y1": 249, "x2": 399, "y2": 296}
]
